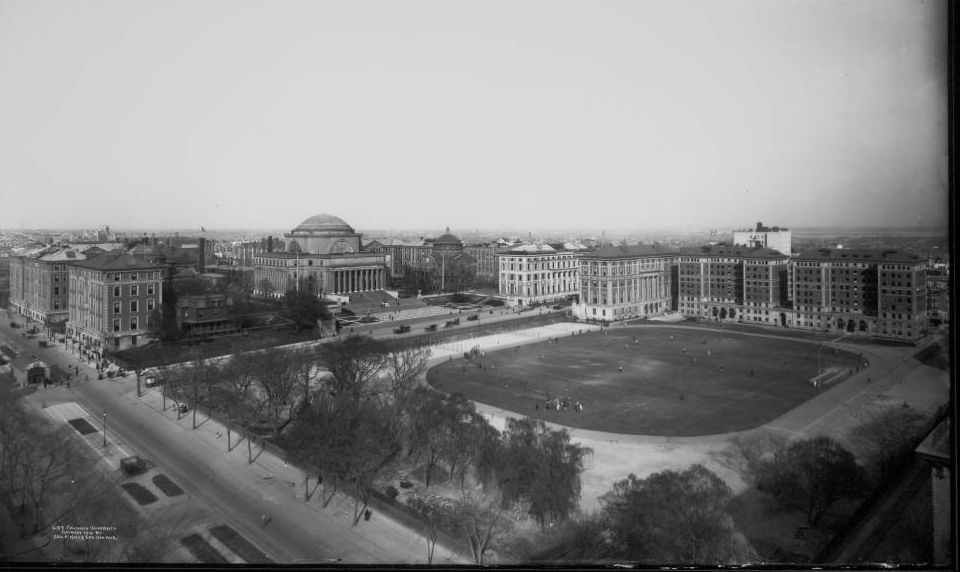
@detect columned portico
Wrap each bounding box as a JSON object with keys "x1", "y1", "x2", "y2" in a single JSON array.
[{"x1": 326, "y1": 265, "x2": 386, "y2": 294}]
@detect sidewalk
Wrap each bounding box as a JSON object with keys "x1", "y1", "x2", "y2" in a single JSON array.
[{"x1": 131, "y1": 384, "x2": 467, "y2": 564}]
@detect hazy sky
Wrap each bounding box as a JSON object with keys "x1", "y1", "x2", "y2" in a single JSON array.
[{"x1": 0, "y1": 0, "x2": 948, "y2": 233}]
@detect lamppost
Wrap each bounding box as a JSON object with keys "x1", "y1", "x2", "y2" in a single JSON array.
[
  {"x1": 817, "y1": 343, "x2": 823, "y2": 387},
  {"x1": 102, "y1": 411, "x2": 107, "y2": 447}
]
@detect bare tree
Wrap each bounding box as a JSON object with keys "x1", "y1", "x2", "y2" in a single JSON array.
[
  {"x1": 216, "y1": 350, "x2": 265, "y2": 452},
  {"x1": 254, "y1": 347, "x2": 304, "y2": 437},
  {"x1": 318, "y1": 336, "x2": 388, "y2": 409},
  {"x1": 407, "y1": 496, "x2": 448, "y2": 564},
  {"x1": 443, "y1": 490, "x2": 512, "y2": 565},
  {"x1": 385, "y1": 344, "x2": 431, "y2": 415}
]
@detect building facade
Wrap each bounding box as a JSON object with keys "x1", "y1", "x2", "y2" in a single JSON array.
[
  {"x1": 465, "y1": 243, "x2": 512, "y2": 286},
  {"x1": 9, "y1": 246, "x2": 87, "y2": 326},
  {"x1": 733, "y1": 222, "x2": 792, "y2": 255},
  {"x1": 0, "y1": 254, "x2": 10, "y2": 308},
  {"x1": 788, "y1": 249, "x2": 927, "y2": 339},
  {"x1": 674, "y1": 245, "x2": 927, "y2": 341},
  {"x1": 498, "y1": 243, "x2": 580, "y2": 307},
  {"x1": 176, "y1": 293, "x2": 239, "y2": 338},
  {"x1": 573, "y1": 245, "x2": 676, "y2": 322},
  {"x1": 67, "y1": 253, "x2": 164, "y2": 354}
]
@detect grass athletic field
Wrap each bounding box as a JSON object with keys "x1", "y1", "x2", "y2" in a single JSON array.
[{"x1": 427, "y1": 326, "x2": 864, "y2": 436}]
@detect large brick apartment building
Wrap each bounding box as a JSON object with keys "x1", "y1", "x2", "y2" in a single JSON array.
[
  {"x1": 9, "y1": 246, "x2": 87, "y2": 328},
  {"x1": 677, "y1": 245, "x2": 790, "y2": 326},
  {"x1": 674, "y1": 246, "x2": 927, "y2": 341},
  {"x1": 67, "y1": 253, "x2": 164, "y2": 354},
  {"x1": 788, "y1": 248, "x2": 927, "y2": 340}
]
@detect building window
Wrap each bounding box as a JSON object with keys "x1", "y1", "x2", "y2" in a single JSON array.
[
  {"x1": 131, "y1": 273, "x2": 138, "y2": 280},
  {"x1": 114, "y1": 286, "x2": 121, "y2": 297},
  {"x1": 131, "y1": 285, "x2": 138, "y2": 296},
  {"x1": 113, "y1": 319, "x2": 121, "y2": 332},
  {"x1": 114, "y1": 302, "x2": 121, "y2": 314},
  {"x1": 130, "y1": 301, "x2": 138, "y2": 312},
  {"x1": 130, "y1": 317, "x2": 138, "y2": 330},
  {"x1": 147, "y1": 299, "x2": 155, "y2": 312}
]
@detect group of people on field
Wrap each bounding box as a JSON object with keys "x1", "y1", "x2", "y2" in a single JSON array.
[{"x1": 537, "y1": 396, "x2": 583, "y2": 413}]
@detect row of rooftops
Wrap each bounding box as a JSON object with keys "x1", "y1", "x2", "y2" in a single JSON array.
[
  {"x1": 11, "y1": 244, "x2": 169, "y2": 271},
  {"x1": 11, "y1": 239, "x2": 926, "y2": 268},
  {"x1": 505, "y1": 243, "x2": 925, "y2": 264}
]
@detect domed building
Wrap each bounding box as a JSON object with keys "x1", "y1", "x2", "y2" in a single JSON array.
[
  {"x1": 253, "y1": 213, "x2": 388, "y2": 298},
  {"x1": 428, "y1": 228, "x2": 474, "y2": 292},
  {"x1": 285, "y1": 214, "x2": 362, "y2": 255}
]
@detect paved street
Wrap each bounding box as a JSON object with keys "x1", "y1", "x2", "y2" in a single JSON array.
[{"x1": 0, "y1": 310, "x2": 466, "y2": 564}]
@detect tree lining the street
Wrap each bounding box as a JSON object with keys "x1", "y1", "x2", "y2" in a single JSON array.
[{"x1": 0, "y1": 389, "x2": 117, "y2": 546}]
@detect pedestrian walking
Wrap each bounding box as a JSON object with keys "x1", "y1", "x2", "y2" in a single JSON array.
[{"x1": 364, "y1": 509, "x2": 372, "y2": 521}]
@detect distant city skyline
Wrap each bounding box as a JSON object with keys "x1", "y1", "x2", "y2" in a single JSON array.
[{"x1": 0, "y1": 0, "x2": 948, "y2": 231}]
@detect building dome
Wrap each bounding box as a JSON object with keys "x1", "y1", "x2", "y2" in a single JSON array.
[
  {"x1": 433, "y1": 227, "x2": 462, "y2": 245},
  {"x1": 293, "y1": 214, "x2": 355, "y2": 235}
]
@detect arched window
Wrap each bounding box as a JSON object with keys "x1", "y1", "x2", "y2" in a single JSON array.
[{"x1": 330, "y1": 241, "x2": 354, "y2": 254}]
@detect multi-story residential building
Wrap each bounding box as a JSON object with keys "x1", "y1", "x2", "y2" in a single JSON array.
[
  {"x1": 67, "y1": 253, "x2": 164, "y2": 354},
  {"x1": 0, "y1": 254, "x2": 10, "y2": 308},
  {"x1": 789, "y1": 249, "x2": 927, "y2": 340},
  {"x1": 498, "y1": 243, "x2": 580, "y2": 307},
  {"x1": 573, "y1": 245, "x2": 676, "y2": 322},
  {"x1": 674, "y1": 245, "x2": 927, "y2": 341},
  {"x1": 733, "y1": 221, "x2": 792, "y2": 255},
  {"x1": 9, "y1": 246, "x2": 87, "y2": 327},
  {"x1": 677, "y1": 244, "x2": 786, "y2": 320},
  {"x1": 926, "y1": 265, "x2": 949, "y2": 325},
  {"x1": 253, "y1": 214, "x2": 388, "y2": 298},
  {"x1": 740, "y1": 250, "x2": 791, "y2": 326}
]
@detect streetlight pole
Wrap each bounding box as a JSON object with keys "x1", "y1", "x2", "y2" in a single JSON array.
[
  {"x1": 817, "y1": 343, "x2": 822, "y2": 386},
  {"x1": 102, "y1": 411, "x2": 107, "y2": 447}
]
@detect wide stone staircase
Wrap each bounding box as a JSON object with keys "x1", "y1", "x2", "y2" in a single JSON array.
[{"x1": 343, "y1": 291, "x2": 430, "y2": 316}]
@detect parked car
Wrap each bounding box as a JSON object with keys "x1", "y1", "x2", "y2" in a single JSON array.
[
  {"x1": 178, "y1": 403, "x2": 189, "y2": 414},
  {"x1": 144, "y1": 375, "x2": 161, "y2": 387}
]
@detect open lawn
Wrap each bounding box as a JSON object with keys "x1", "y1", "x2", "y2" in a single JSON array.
[{"x1": 427, "y1": 326, "x2": 863, "y2": 436}]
